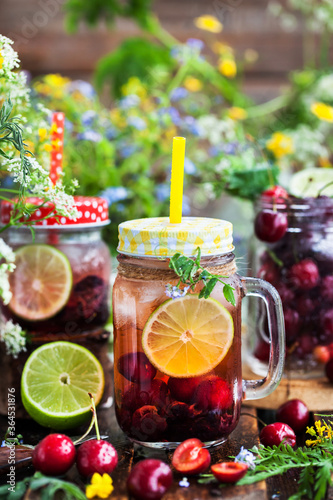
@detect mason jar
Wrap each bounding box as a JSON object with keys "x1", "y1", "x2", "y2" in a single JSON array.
[
  {"x1": 113, "y1": 216, "x2": 285, "y2": 449},
  {"x1": 248, "y1": 194, "x2": 333, "y2": 378},
  {"x1": 0, "y1": 196, "x2": 112, "y2": 415}
]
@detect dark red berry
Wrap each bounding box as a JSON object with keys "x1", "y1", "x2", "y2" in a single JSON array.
[
  {"x1": 167, "y1": 376, "x2": 201, "y2": 403},
  {"x1": 254, "y1": 340, "x2": 270, "y2": 363},
  {"x1": 288, "y1": 259, "x2": 319, "y2": 290},
  {"x1": 276, "y1": 283, "x2": 295, "y2": 304},
  {"x1": 322, "y1": 309, "x2": 333, "y2": 341},
  {"x1": 194, "y1": 376, "x2": 233, "y2": 411},
  {"x1": 118, "y1": 352, "x2": 156, "y2": 384},
  {"x1": 260, "y1": 422, "x2": 296, "y2": 447},
  {"x1": 314, "y1": 345, "x2": 331, "y2": 364},
  {"x1": 261, "y1": 185, "x2": 288, "y2": 201},
  {"x1": 127, "y1": 459, "x2": 172, "y2": 500},
  {"x1": 276, "y1": 399, "x2": 309, "y2": 433},
  {"x1": 257, "y1": 263, "x2": 279, "y2": 286},
  {"x1": 325, "y1": 358, "x2": 333, "y2": 383},
  {"x1": 211, "y1": 462, "x2": 248, "y2": 483},
  {"x1": 76, "y1": 439, "x2": 118, "y2": 477},
  {"x1": 66, "y1": 275, "x2": 108, "y2": 320},
  {"x1": 283, "y1": 308, "x2": 300, "y2": 344},
  {"x1": 254, "y1": 210, "x2": 288, "y2": 243},
  {"x1": 295, "y1": 296, "x2": 317, "y2": 316},
  {"x1": 131, "y1": 405, "x2": 167, "y2": 441},
  {"x1": 122, "y1": 386, "x2": 150, "y2": 412},
  {"x1": 32, "y1": 434, "x2": 76, "y2": 476},
  {"x1": 172, "y1": 438, "x2": 211, "y2": 475},
  {"x1": 166, "y1": 401, "x2": 191, "y2": 419},
  {"x1": 148, "y1": 379, "x2": 169, "y2": 410},
  {"x1": 322, "y1": 276, "x2": 333, "y2": 302},
  {"x1": 295, "y1": 334, "x2": 317, "y2": 359}
]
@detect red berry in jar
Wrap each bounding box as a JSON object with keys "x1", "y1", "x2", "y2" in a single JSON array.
[
  {"x1": 127, "y1": 459, "x2": 173, "y2": 500},
  {"x1": 254, "y1": 210, "x2": 288, "y2": 243},
  {"x1": 322, "y1": 275, "x2": 333, "y2": 302},
  {"x1": 260, "y1": 422, "x2": 296, "y2": 447},
  {"x1": 172, "y1": 438, "x2": 211, "y2": 475},
  {"x1": 288, "y1": 259, "x2": 319, "y2": 291},
  {"x1": 211, "y1": 462, "x2": 248, "y2": 483},
  {"x1": 131, "y1": 405, "x2": 167, "y2": 441},
  {"x1": 261, "y1": 186, "x2": 288, "y2": 201},
  {"x1": 322, "y1": 309, "x2": 333, "y2": 343},
  {"x1": 167, "y1": 376, "x2": 201, "y2": 403},
  {"x1": 283, "y1": 307, "x2": 300, "y2": 344},
  {"x1": 117, "y1": 352, "x2": 157, "y2": 384},
  {"x1": 32, "y1": 434, "x2": 76, "y2": 476},
  {"x1": 276, "y1": 399, "x2": 309, "y2": 433},
  {"x1": 325, "y1": 358, "x2": 333, "y2": 383},
  {"x1": 76, "y1": 439, "x2": 118, "y2": 477},
  {"x1": 194, "y1": 376, "x2": 233, "y2": 411}
]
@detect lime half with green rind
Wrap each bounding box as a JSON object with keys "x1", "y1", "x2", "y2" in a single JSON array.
[{"x1": 289, "y1": 168, "x2": 333, "y2": 197}]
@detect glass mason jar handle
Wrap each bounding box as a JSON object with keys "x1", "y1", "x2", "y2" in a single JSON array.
[{"x1": 242, "y1": 277, "x2": 285, "y2": 401}]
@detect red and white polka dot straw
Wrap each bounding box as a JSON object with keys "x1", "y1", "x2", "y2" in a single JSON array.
[{"x1": 50, "y1": 112, "x2": 65, "y2": 185}]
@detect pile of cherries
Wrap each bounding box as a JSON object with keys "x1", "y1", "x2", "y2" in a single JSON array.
[
  {"x1": 116, "y1": 351, "x2": 236, "y2": 443},
  {"x1": 31, "y1": 398, "x2": 309, "y2": 500},
  {"x1": 253, "y1": 186, "x2": 333, "y2": 375}
]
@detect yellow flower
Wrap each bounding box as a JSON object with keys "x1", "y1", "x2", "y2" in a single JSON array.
[
  {"x1": 110, "y1": 109, "x2": 126, "y2": 128},
  {"x1": 0, "y1": 51, "x2": 3, "y2": 70},
  {"x1": 266, "y1": 132, "x2": 294, "y2": 159},
  {"x1": 211, "y1": 42, "x2": 233, "y2": 56},
  {"x1": 184, "y1": 76, "x2": 203, "y2": 92},
  {"x1": 194, "y1": 15, "x2": 223, "y2": 33},
  {"x1": 311, "y1": 102, "x2": 333, "y2": 122},
  {"x1": 121, "y1": 77, "x2": 147, "y2": 99},
  {"x1": 228, "y1": 107, "x2": 248, "y2": 120},
  {"x1": 86, "y1": 473, "x2": 114, "y2": 499},
  {"x1": 38, "y1": 128, "x2": 48, "y2": 142},
  {"x1": 44, "y1": 74, "x2": 70, "y2": 88},
  {"x1": 319, "y1": 156, "x2": 332, "y2": 168},
  {"x1": 42, "y1": 144, "x2": 52, "y2": 152},
  {"x1": 244, "y1": 48, "x2": 259, "y2": 64},
  {"x1": 218, "y1": 59, "x2": 237, "y2": 78},
  {"x1": 24, "y1": 140, "x2": 35, "y2": 155}
]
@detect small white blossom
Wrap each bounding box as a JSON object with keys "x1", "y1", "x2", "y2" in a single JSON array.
[
  {"x1": 165, "y1": 284, "x2": 190, "y2": 300},
  {"x1": 0, "y1": 319, "x2": 26, "y2": 358},
  {"x1": 234, "y1": 446, "x2": 256, "y2": 469},
  {"x1": 179, "y1": 477, "x2": 190, "y2": 487}
]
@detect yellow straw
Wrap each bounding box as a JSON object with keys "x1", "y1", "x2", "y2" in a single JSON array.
[{"x1": 169, "y1": 137, "x2": 186, "y2": 224}]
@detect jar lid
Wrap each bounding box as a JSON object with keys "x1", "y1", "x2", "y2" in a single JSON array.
[
  {"x1": 117, "y1": 217, "x2": 234, "y2": 257},
  {"x1": 1, "y1": 196, "x2": 110, "y2": 229}
]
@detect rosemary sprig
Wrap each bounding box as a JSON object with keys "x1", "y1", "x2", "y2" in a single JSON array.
[{"x1": 168, "y1": 247, "x2": 235, "y2": 305}]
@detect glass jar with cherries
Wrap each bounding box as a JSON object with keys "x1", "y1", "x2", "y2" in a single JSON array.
[{"x1": 248, "y1": 188, "x2": 333, "y2": 378}]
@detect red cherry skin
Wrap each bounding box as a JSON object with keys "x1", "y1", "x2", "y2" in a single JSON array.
[
  {"x1": 276, "y1": 399, "x2": 309, "y2": 433},
  {"x1": 260, "y1": 422, "x2": 296, "y2": 447},
  {"x1": 171, "y1": 438, "x2": 211, "y2": 475},
  {"x1": 167, "y1": 376, "x2": 201, "y2": 403},
  {"x1": 127, "y1": 459, "x2": 173, "y2": 500},
  {"x1": 325, "y1": 358, "x2": 333, "y2": 383},
  {"x1": 288, "y1": 259, "x2": 319, "y2": 291},
  {"x1": 118, "y1": 352, "x2": 156, "y2": 384},
  {"x1": 261, "y1": 186, "x2": 288, "y2": 200},
  {"x1": 32, "y1": 434, "x2": 76, "y2": 476},
  {"x1": 314, "y1": 345, "x2": 331, "y2": 364},
  {"x1": 76, "y1": 439, "x2": 118, "y2": 477},
  {"x1": 211, "y1": 462, "x2": 248, "y2": 483},
  {"x1": 254, "y1": 210, "x2": 288, "y2": 243},
  {"x1": 194, "y1": 376, "x2": 233, "y2": 411},
  {"x1": 254, "y1": 340, "x2": 270, "y2": 363}
]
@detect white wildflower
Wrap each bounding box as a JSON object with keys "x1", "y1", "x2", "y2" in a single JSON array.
[
  {"x1": 0, "y1": 319, "x2": 26, "y2": 358},
  {"x1": 165, "y1": 284, "x2": 190, "y2": 300},
  {"x1": 234, "y1": 446, "x2": 256, "y2": 469}
]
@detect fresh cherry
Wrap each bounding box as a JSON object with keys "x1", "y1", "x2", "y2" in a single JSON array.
[
  {"x1": 131, "y1": 405, "x2": 167, "y2": 441},
  {"x1": 167, "y1": 376, "x2": 201, "y2": 403},
  {"x1": 32, "y1": 434, "x2": 76, "y2": 476},
  {"x1": 314, "y1": 345, "x2": 331, "y2": 364},
  {"x1": 288, "y1": 259, "x2": 319, "y2": 291},
  {"x1": 127, "y1": 459, "x2": 173, "y2": 500},
  {"x1": 322, "y1": 276, "x2": 333, "y2": 302},
  {"x1": 260, "y1": 422, "x2": 296, "y2": 447},
  {"x1": 194, "y1": 376, "x2": 233, "y2": 411},
  {"x1": 276, "y1": 399, "x2": 309, "y2": 433},
  {"x1": 261, "y1": 185, "x2": 288, "y2": 201},
  {"x1": 117, "y1": 352, "x2": 156, "y2": 384},
  {"x1": 322, "y1": 309, "x2": 333, "y2": 342},
  {"x1": 76, "y1": 439, "x2": 118, "y2": 477},
  {"x1": 283, "y1": 308, "x2": 300, "y2": 344},
  {"x1": 254, "y1": 210, "x2": 288, "y2": 243},
  {"x1": 211, "y1": 462, "x2": 248, "y2": 483},
  {"x1": 325, "y1": 358, "x2": 333, "y2": 383},
  {"x1": 172, "y1": 438, "x2": 211, "y2": 475}
]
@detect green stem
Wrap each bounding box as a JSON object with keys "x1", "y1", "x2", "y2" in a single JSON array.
[
  {"x1": 89, "y1": 393, "x2": 100, "y2": 441},
  {"x1": 73, "y1": 410, "x2": 96, "y2": 446},
  {"x1": 245, "y1": 95, "x2": 288, "y2": 119}
]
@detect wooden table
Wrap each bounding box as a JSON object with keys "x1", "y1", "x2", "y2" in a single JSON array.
[{"x1": 1, "y1": 402, "x2": 330, "y2": 500}]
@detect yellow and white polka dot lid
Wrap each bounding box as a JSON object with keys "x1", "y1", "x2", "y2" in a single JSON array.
[{"x1": 117, "y1": 217, "x2": 234, "y2": 257}]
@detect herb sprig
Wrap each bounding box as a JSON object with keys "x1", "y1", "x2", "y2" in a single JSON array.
[
  {"x1": 0, "y1": 472, "x2": 86, "y2": 500},
  {"x1": 168, "y1": 247, "x2": 235, "y2": 305}
]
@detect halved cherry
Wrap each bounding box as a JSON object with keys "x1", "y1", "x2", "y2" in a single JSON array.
[
  {"x1": 171, "y1": 438, "x2": 211, "y2": 475},
  {"x1": 211, "y1": 462, "x2": 248, "y2": 483}
]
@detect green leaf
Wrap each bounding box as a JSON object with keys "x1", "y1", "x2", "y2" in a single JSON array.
[
  {"x1": 201, "y1": 278, "x2": 218, "y2": 299},
  {"x1": 223, "y1": 284, "x2": 236, "y2": 306}
]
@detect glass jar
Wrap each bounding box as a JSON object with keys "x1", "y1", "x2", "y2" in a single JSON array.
[
  {"x1": 113, "y1": 216, "x2": 285, "y2": 449},
  {"x1": 0, "y1": 196, "x2": 112, "y2": 415},
  {"x1": 248, "y1": 195, "x2": 333, "y2": 378}
]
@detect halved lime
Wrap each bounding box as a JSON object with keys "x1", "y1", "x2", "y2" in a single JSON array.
[
  {"x1": 289, "y1": 168, "x2": 333, "y2": 197},
  {"x1": 21, "y1": 341, "x2": 105, "y2": 429},
  {"x1": 9, "y1": 244, "x2": 72, "y2": 321},
  {"x1": 142, "y1": 294, "x2": 234, "y2": 378}
]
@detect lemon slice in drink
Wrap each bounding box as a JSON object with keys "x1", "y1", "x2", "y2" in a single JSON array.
[
  {"x1": 289, "y1": 168, "x2": 333, "y2": 197},
  {"x1": 21, "y1": 342, "x2": 105, "y2": 429},
  {"x1": 9, "y1": 244, "x2": 72, "y2": 321},
  {"x1": 142, "y1": 294, "x2": 234, "y2": 378}
]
